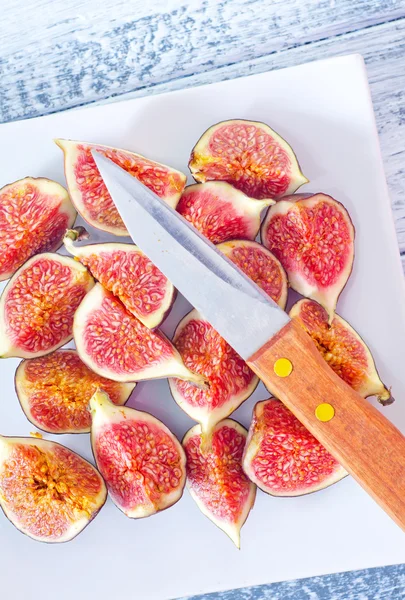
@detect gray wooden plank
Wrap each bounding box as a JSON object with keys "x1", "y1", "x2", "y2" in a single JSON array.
[
  {"x1": 1, "y1": 0, "x2": 404, "y2": 122},
  {"x1": 181, "y1": 563, "x2": 405, "y2": 599}
]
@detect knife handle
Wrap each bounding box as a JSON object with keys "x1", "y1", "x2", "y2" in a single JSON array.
[{"x1": 247, "y1": 318, "x2": 405, "y2": 532}]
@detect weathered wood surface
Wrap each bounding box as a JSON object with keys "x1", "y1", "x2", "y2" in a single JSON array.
[{"x1": 1, "y1": 1, "x2": 405, "y2": 598}]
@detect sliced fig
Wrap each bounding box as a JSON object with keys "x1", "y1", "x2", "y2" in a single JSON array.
[
  {"x1": 217, "y1": 239, "x2": 288, "y2": 309},
  {"x1": 64, "y1": 229, "x2": 175, "y2": 329},
  {"x1": 0, "y1": 436, "x2": 106, "y2": 542},
  {"x1": 0, "y1": 177, "x2": 76, "y2": 282},
  {"x1": 243, "y1": 399, "x2": 347, "y2": 497},
  {"x1": 55, "y1": 139, "x2": 187, "y2": 236},
  {"x1": 90, "y1": 390, "x2": 186, "y2": 518},
  {"x1": 290, "y1": 299, "x2": 393, "y2": 405},
  {"x1": 176, "y1": 182, "x2": 273, "y2": 244},
  {"x1": 15, "y1": 349, "x2": 135, "y2": 434},
  {"x1": 74, "y1": 283, "x2": 205, "y2": 385},
  {"x1": 169, "y1": 310, "x2": 258, "y2": 437},
  {"x1": 189, "y1": 119, "x2": 308, "y2": 199},
  {"x1": 261, "y1": 193, "x2": 355, "y2": 320},
  {"x1": 0, "y1": 253, "x2": 94, "y2": 359},
  {"x1": 183, "y1": 419, "x2": 256, "y2": 548}
]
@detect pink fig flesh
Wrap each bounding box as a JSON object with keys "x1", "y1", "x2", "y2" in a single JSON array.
[
  {"x1": 0, "y1": 177, "x2": 76, "y2": 282},
  {"x1": 243, "y1": 399, "x2": 347, "y2": 497},
  {"x1": 217, "y1": 239, "x2": 288, "y2": 309},
  {"x1": 0, "y1": 435, "x2": 106, "y2": 542},
  {"x1": 74, "y1": 283, "x2": 205, "y2": 385},
  {"x1": 261, "y1": 193, "x2": 355, "y2": 320},
  {"x1": 189, "y1": 119, "x2": 308, "y2": 199},
  {"x1": 55, "y1": 139, "x2": 187, "y2": 236},
  {"x1": 176, "y1": 181, "x2": 273, "y2": 243},
  {"x1": 290, "y1": 299, "x2": 393, "y2": 405},
  {"x1": 0, "y1": 253, "x2": 94, "y2": 359},
  {"x1": 64, "y1": 230, "x2": 175, "y2": 329},
  {"x1": 90, "y1": 390, "x2": 186, "y2": 518},
  {"x1": 183, "y1": 419, "x2": 256, "y2": 548},
  {"x1": 15, "y1": 349, "x2": 135, "y2": 434},
  {"x1": 169, "y1": 309, "x2": 258, "y2": 438}
]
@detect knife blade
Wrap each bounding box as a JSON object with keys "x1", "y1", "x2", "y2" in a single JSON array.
[
  {"x1": 91, "y1": 151, "x2": 289, "y2": 360},
  {"x1": 92, "y1": 150, "x2": 405, "y2": 533}
]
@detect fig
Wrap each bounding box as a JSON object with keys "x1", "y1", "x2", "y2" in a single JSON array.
[
  {"x1": 0, "y1": 177, "x2": 76, "y2": 282},
  {"x1": 176, "y1": 181, "x2": 273, "y2": 244},
  {"x1": 90, "y1": 390, "x2": 186, "y2": 518},
  {"x1": 261, "y1": 193, "x2": 355, "y2": 320},
  {"x1": 0, "y1": 253, "x2": 94, "y2": 359},
  {"x1": 189, "y1": 119, "x2": 308, "y2": 199},
  {"x1": 169, "y1": 310, "x2": 258, "y2": 438},
  {"x1": 243, "y1": 399, "x2": 347, "y2": 496},
  {"x1": 55, "y1": 139, "x2": 187, "y2": 236},
  {"x1": 290, "y1": 299, "x2": 393, "y2": 405},
  {"x1": 74, "y1": 283, "x2": 205, "y2": 385},
  {"x1": 0, "y1": 436, "x2": 106, "y2": 542},
  {"x1": 64, "y1": 229, "x2": 175, "y2": 329},
  {"x1": 217, "y1": 239, "x2": 288, "y2": 309},
  {"x1": 183, "y1": 419, "x2": 256, "y2": 548},
  {"x1": 15, "y1": 350, "x2": 135, "y2": 434}
]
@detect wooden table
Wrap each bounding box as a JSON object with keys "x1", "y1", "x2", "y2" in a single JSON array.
[{"x1": 1, "y1": 0, "x2": 405, "y2": 597}]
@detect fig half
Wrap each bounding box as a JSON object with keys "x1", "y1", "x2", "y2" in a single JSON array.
[
  {"x1": 189, "y1": 119, "x2": 308, "y2": 199},
  {"x1": 261, "y1": 193, "x2": 355, "y2": 320},
  {"x1": 183, "y1": 419, "x2": 256, "y2": 548},
  {"x1": 74, "y1": 283, "x2": 205, "y2": 385},
  {"x1": 0, "y1": 436, "x2": 106, "y2": 542},
  {"x1": 169, "y1": 309, "x2": 258, "y2": 438},
  {"x1": 56, "y1": 139, "x2": 187, "y2": 236},
  {"x1": 16, "y1": 350, "x2": 135, "y2": 434},
  {"x1": 90, "y1": 390, "x2": 186, "y2": 518},
  {"x1": 243, "y1": 399, "x2": 347, "y2": 496},
  {"x1": 0, "y1": 177, "x2": 76, "y2": 282},
  {"x1": 290, "y1": 299, "x2": 393, "y2": 405},
  {"x1": 64, "y1": 229, "x2": 175, "y2": 329},
  {"x1": 217, "y1": 239, "x2": 288, "y2": 309},
  {"x1": 176, "y1": 181, "x2": 273, "y2": 243},
  {"x1": 0, "y1": 253, "x2": 94, "y2": 359}
]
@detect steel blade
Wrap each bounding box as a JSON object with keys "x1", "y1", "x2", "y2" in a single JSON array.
[{"x1": 92, "y1": 151, "x2": 290, "y2": 359}]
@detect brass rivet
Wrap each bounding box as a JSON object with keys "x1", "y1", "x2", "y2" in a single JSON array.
[
  {"x1": 274, "y1": 358, "x2": 293, "y2": 378},
  {"x1": 315, "y1": 403, "x2": 335, "y2": 422}
]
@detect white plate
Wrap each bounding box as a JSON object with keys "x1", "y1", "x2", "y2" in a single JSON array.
[{"x1": 1, "y1": 54, "x2": 405, "y2": 600}]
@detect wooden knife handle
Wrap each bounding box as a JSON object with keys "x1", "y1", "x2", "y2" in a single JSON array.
[{"x1": 247, "y1": 318, "x2": 405, "y2": 531}]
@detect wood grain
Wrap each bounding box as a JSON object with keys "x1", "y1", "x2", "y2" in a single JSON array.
[{"x1": 248, "y1": 318, "x2": 405, "y2": 532}]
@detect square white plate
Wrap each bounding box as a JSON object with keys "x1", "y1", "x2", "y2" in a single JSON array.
[{"x1": 1, "y1": 54, "x2": 405, "y2": 600}]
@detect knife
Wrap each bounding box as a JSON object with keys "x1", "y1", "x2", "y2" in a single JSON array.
[{"x1": 92, "y1": 151, "x2": 405, "y2": 532}]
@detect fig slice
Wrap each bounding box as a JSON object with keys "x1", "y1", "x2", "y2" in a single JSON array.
[
  {"x1": 0, "y1": 177, "x2": 76, "y2": 282},
  {"x1": 0, "y1": 436, "x2": 106, "y2": 542},
  {"x1": 90, "y1": 390, "x2": 186, "y2": 518},
  {"x1": 55, "y1": 139, "x2": 187, "y2": 236},
  {"x1": 261, "y1": 193, "x2": 355, "y2": 320},
  {"x1": 64, "y1": 229, "x2": 175, "y2": 329},
  {"x1": 290, "y1": 299, "x2": 393, "y2": 405},
  {"x1": 176, "y1": 181, "x2": 273, "y2": 244},
  {"x1": 217, "y1": 239, "x2": 288, "y2": 309},
  {"x1": 15, "y1": 349, "x2": 135, "y2": 434},
  {"x1": 0, "y1": 253, "x2": 94, "y2": 359},
  {"x1": 169, "y1": 309, "x2": 258, "y2": 438},
  {"x1": 189, "y1": 119, "x2": 308, "y2": 199},
  {"x1": 243, "y1": 399, "x2": 347, "y2": 497},
  {"x1": 74, "y1": 283, "x2": 205, "y2": 385},
  {"x1": 183, "y1": 419, "x2": 256, "y2": 548}
]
